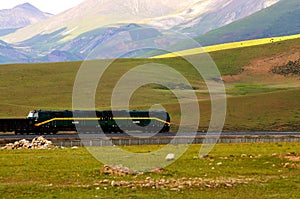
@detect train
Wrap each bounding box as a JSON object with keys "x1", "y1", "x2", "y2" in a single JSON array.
[{"x1": 0, "y1": 110, "x2": 171, "y2": 134}]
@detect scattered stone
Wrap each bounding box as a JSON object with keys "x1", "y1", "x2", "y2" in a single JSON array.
[
  {"x1": 150, "y1": 167, "x2": 165, "y2": 173},
  {"x1": 2, "y1": 143, "x2": 14, "y2": 150},
  {"x1": 31, "y1": 136, "x2": 54, "y2": 149},
  {"x1": 165, "y1": 153, "x2": 175, "y2": 161},
  {"x1": 284, "y1": 152, "x2": 300, "y2": 161},
  {"x1": 199, "y1": 155, "x2": 209, "y2": 159},
  {"x1": 283, "y1": 163, "x2": 290, "y2": 168},
  {"x1": 240, "y1": 154, "x2": 256, "y2": 158},
  {"x1": 100, "y1": 179, "x2": 109, "y2": 184},
  {"x1": 100, "y1": 176, "x2": 252, "y2": 190},
  {"x1": 1, "y1": 136, "x2": 54, "y2": 150},
  {"x1": 278, "y1": 152, "x2": 300, "y2": 162},
  {"x1": 101, "y1": 165, "x2": 136, "y2": 176},
  {"x1": 282, "y1": 162, "x2": 300, "y2": 168}
]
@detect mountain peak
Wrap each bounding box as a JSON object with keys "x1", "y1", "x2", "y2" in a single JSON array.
[
  {"x1": 17, "y1": 2, "x2": 33, "y2": 7},
  {"x1": 14, "y1": 2, "x2": 40, "y2": 12},
  {"x1": 0, "y1": 2, "x2": 52, "y2": 31}
]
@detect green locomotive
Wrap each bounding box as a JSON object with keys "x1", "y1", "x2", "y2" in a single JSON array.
[{"x1": 26, "y1": 110, "x2": 171, "y2": 134}]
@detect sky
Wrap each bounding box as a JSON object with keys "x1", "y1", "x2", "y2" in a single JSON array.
[{"x1": 0, "y1": 0, "x2": 85, "y2": 14}]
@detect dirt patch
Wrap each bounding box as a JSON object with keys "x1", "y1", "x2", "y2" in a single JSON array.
[
  {"x1": 222, "y1": 51, "x2": 300, "y2": 83},
  {"x1": 279, "y1": 152, "x2": 300, "y2": 168},
  {"x1": 282, "y1": 152, "x2": 300, "y2": 162}
]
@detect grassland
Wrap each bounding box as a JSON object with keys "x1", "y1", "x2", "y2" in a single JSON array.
[
  {"x1": 0, "y1": 143, "x2": 299, "y2": 198},
  {"x1": 0, "y1": 35, "x2": 300, "y2": 199},
  {"x1": 1, "y1": 37, "x2": 300, "y2": 131}
]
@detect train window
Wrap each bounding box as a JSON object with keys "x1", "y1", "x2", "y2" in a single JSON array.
[
  {"x1": 27, "y1": 111, "x2": 34, "y2": 118},
  {"x1": 27, "y1": 111, "x2": 38, "y2": 119}
]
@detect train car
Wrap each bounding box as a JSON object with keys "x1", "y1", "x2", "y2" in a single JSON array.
[
  {"x1": 0, "y1": 118, "x2": 35, "y2": 134},
  {"x1": 2, "y1": 109, "x2": 170, "y2": 134}
]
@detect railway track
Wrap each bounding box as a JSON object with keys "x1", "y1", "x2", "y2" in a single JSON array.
[
  {"x1": 1, "y1": 131, "x2": 299, "y2": 140},
  {"x1": 1, "y1": 132, "x2": 299, "y2": 147}
]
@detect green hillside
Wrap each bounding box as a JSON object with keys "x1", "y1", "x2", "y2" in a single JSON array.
[
  {"x1": 1, "y1": 37, "x2": 299, "y2": 131},
  {"x1": 196, "y1": 0, "x2": 300, "y2": 46}
]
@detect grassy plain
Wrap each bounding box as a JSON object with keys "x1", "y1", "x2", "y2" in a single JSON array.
[
  {"x1": 1, "y1": 37, "x2": 300, "y2": 131},
  {"x1": 0, "y1": 143, "x2": 299, "y2": 198}
]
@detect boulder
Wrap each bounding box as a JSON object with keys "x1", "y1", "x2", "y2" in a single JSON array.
[{"x1": 165, "y1": 153, "x2": 175, "y2": 161}]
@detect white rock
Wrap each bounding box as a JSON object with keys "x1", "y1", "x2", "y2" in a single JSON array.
[{"x1": 165, "y1": 153, "x2": 175, "y2": 161}]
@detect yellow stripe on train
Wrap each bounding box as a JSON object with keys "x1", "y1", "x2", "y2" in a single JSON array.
[{"x1": 34, "y1": 117, "x2": 171, "y2": 127}]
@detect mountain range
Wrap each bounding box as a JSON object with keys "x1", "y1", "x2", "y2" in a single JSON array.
[{"x1": 0, "y1": 0, "x2": 299, "y2": 64}]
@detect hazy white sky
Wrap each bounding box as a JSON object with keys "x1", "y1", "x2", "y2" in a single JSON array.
[{"x1": 0, "y1": 0, "x2": 85, "y2": 14}]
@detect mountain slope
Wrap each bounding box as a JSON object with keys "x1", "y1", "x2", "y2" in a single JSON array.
[
  {"x1": 0, "y1": 0, "x2": 279, "y2": 44},
  {"x1": 195, "y1": 0, "x2": 300, "y2": 46},
  {"x1": 153, "y1": 0, "x2": 280, "y2": 36},
  {"x1": 0, "y1": 3, "x2": 52, "y2": 30},
  {"x1": 0, "y1": 0, "x2": 198, "y2": 43},
  {"x1": 0, "y1": 40, "x2": 29, "y2": 63}
]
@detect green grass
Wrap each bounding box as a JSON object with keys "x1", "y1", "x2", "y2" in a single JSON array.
[
  {"x1": 0, "y1": 37, "x2": 300, "y2": 131},
  {"x1": 0, "y1": 143, "x2": 299, "y2": 198},
  {"x1": 226, "y1": 84, "x2": 289, "y2": 95}
]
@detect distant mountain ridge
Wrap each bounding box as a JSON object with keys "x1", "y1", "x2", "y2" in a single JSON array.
[{"x1": 0, "y1": 3, "x2": 52, "y2": 30}]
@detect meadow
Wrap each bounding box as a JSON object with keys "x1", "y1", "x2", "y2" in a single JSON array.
[
  {"x1": 0, "y1": 37, "x2": 299, "y2": 132},
  {"x1": 0, "y1": 34, "x2": 300, "y2": 199},
  {"x1": 0, "y1": 143, "x2": 299, "y2": 198}
]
